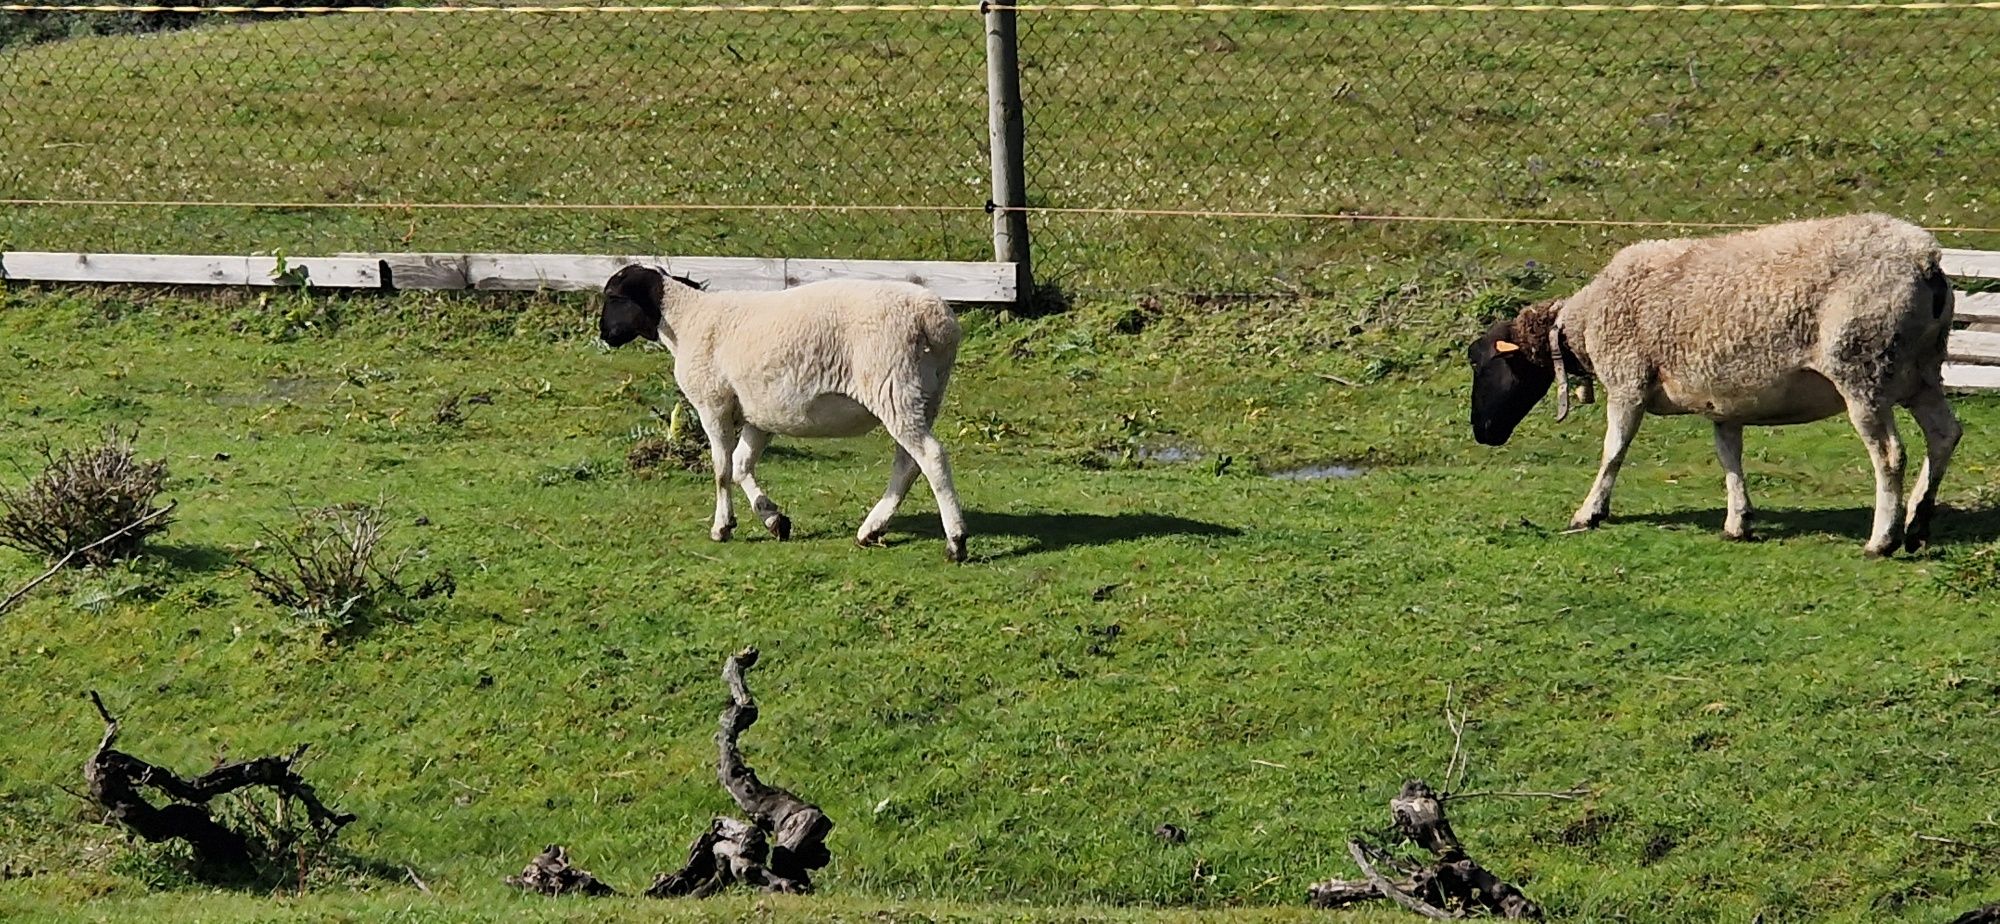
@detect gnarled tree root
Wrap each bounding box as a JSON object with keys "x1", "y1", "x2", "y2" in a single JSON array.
[
  {"x1": 648, "y1": 646, "x2": 832, "y2": 896},
  {"x1": 82, "y1": 690, "x2": 354, "y2": 869},
  {"x1": 507, "y1": 647, "x2": 833, "y2": 899},
  {"x1": 1308, "y1": 779, "x2": 1542, "y2": 919}
]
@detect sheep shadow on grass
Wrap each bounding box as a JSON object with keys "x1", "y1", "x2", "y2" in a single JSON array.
[
  {"x1": 1620, "y1": 504, "x2": 2000, "y2": 548},
  {"x1": 884, "y1": 510, "x2": 1241, "y2": 559}
]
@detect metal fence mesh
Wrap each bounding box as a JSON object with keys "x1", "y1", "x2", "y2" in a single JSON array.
[{"x1": 3, "y1": 5, "x2": 1998, "y2": 293}]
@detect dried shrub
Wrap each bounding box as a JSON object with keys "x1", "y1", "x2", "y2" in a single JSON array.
[
  {"x1": 242, "y1": 502, "x2": 452, "y2": 638},
  {"x1": 0, "y1": 428, "x2": 170, "y2": 566}
]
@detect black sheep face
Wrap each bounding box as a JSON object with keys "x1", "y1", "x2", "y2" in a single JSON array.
[
  {"x1": 1468, "y1": 318, "x2": 1555, "y2": 446},
  {"x1": 599, "y1": 264, "x2": 664, "y2": 347}
]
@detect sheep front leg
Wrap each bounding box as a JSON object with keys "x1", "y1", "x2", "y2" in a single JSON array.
[
  {"x1": 731, "y1": 426, "x2": 790, "y2": 541},
  {"x1": 1569, "y1": 398, "x2": 1645, "y2": 531},
  {"x1": 1902, "y1": 385, "x2": 1961, "y2": 552},
  {"x1": 1713, "y1": 421, "x2": 1754, "y2": 541},
  {"x1": 1842, "y1": 397, "x2": 1906, "y2": 557},
  {"x1": 696, "y1": 409, "x2": 740, "y2": 542},
  {"x1": 886, "y1": 427, "x2": 969, "y2": 563}
]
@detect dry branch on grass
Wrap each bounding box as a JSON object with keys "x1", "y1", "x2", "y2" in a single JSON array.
[
  {"x1": 1310, "y1": 691, "x2": 1559, "y2": 919},
  {"x1": 82, "y1": 691, "x2": 355, "y2": 869},
  {"x1": 0, "y1": 501, "x2": 176, "y2": 617},
  {"x1": 1309, "y1": 779, "x2": 1543, "y2": 920},
  {"x1": 505, "y1": 845, "x2": 617, "y2": 896},
  {"x1": 507, "y1": 647, "x2": 833, "y2": 899},
  {"x1": 0, "y1": 428, "x2": 170, "y2": 567}
]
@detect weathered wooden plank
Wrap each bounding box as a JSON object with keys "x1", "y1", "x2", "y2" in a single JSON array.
[
  {"x1": 784, "y1": 258, "x2": 1019, "y2": 303},
  {"x1": 1952, "y1": 289, "x2": 2000, "y2": 325},
  {"x1": 377, "y1": 254, "x2": 468, "y2": 290},
  {"x1": 244, "y1": 256, "x2": 381, "y2": 288},
  {"x1": 2, "y1": 252, "x2": 250, "y2": 285},
  {"x1": 1948, "y1": 329, "x2": 2000, "y2": 364},
  {"x1": 1, "y1": 252, "x2": 379, "y2": 287},
  {"x1": 414, "y1": 253, "x2": 788, "y2": 293},
  {"x1": 655, "y1": 257, "x2": 790, "y2": 292},
  {"x1": 1943, "y1": 362, "x2": 2000, "y2": 390},
  {"x1": 450, "y1": 254, "x2": 1009, "y2": 301},
  {"x1": 1943, "y1": 249, "x2": 2000, "y2": 279},
  {"x1": 5, "y1": 250, "x2": 1019, "y2": 302}
]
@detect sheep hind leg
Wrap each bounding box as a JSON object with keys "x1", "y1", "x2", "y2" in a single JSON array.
[
  {"x1": 732, "y1": 426, "x2": 790, "y2": 541},
  {"x1": 1713, "y1": 422, "x2": 1755, "y2": 541},
  {"x1": 1901, "y1": 385, "x2": 1961, "y2": 552},
  {"x1": 885, "y1": 427, "x2": 969, "y2": 563},
  {"x1": 1841, "y1": 396, "x2": 1907, "y2": 558},
  {"x1": 856, "y1": 446, "x2": 919, "y2": 549},
  {"x1": 696, "y1": 409, "x2": 739, "y2": 542}
]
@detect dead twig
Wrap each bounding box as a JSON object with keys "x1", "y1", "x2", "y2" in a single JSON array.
[
  {"x1": 1443, "y1": 788, "x2": 1591, "y2": 802},
  {"x1": 1441, "y1": 683, "x2": 1468, "y2": 794},
  {"x1": 1348, "y1": 840, "x2": 1453, "y2": 921}
]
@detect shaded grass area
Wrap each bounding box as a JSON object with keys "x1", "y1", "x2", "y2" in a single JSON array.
[
  {"x1": 2, "y1": 278, "x2": 1999, "y2": 921},
  {"x1": 2, "y1": 9, "x2": 1998, "y2": 290}
]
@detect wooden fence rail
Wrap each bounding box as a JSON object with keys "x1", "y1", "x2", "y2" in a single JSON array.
[
  {"x1": 0, "y1": 251, "x2": 1022, "y2": 304},
  {"x1": 1942, "y1": 249, "x2": 2000, "y2": 390},
  {"x1": 3, "y1": 248, "x2": 1996, "y2": 387}
]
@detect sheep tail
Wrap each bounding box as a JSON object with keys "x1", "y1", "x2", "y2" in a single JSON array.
[{"x1": 1924, "y1": 259, "x2": 1951, "y2": 320}]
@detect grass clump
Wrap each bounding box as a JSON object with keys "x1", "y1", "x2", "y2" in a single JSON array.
[
  {"x1": 627, "y1": 400, "x2": 708, "y2": 477},
  {"x1": 242, "y1": 501, "x2": 451, "y2": 639},
  {"x1": 0, "y1": 427, "x2": 170, "y2": 567},
  {"x1": 1936, "y1": 541, "x2": 2000, "y2": 599}
]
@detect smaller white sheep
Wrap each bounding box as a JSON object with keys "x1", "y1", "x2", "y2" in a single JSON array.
[{"x1": 600, "y1": 266, "x2": 970, "y2": 562}]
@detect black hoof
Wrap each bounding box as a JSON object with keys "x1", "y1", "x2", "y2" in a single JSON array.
[
  {"x1": 856, "y1": 529, "x2": 886, "y2": 548},
  {"x1": 768, "y1": 514, "x2": 792, "y2": 541},
  {"x1": 945, "y1": 535, "x2": 967, "y2": 563}
]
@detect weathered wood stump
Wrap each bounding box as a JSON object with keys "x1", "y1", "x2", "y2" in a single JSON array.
[
  {"x1": 506, "y1": 647, "x2": 833, "y2": 899},
  {"x1": 505, "y1": 844, "x2": 617, "y2": 896},
  {"x1": 1309, "y1": 779, "x2": 1541, "y2": 919},
  {"x1": 648, "y1": 646, "x2": 832, "y2": 896}
]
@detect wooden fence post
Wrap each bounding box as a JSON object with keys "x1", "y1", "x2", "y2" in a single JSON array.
[{"x1": 984, "y1": 0, "x2": 1033, "y2": 305}]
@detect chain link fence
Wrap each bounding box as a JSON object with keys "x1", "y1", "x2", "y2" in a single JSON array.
[{"x1": 3, "y1": 4, "x2": 1998, "y2": 294}]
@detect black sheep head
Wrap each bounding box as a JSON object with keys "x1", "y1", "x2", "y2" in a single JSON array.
[{"x1": 1467, "y1": 316, "x2": 1555, "y2": 446}]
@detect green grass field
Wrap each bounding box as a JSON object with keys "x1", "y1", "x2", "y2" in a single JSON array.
[
  {"x1": 4, "y1": 6, "x2": 2000, "y2": 921},
  {"x1": 1, "y1": 273, "x2": 1998, "y2": 922}
]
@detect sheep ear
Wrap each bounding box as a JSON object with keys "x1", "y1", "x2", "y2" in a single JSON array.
[
  {"x1": 600, "y1": 265, "x2": 664, "y2": 347},
  {"x1": 1493, "y1": 340, "x2": 1521, "y2": 354}
]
